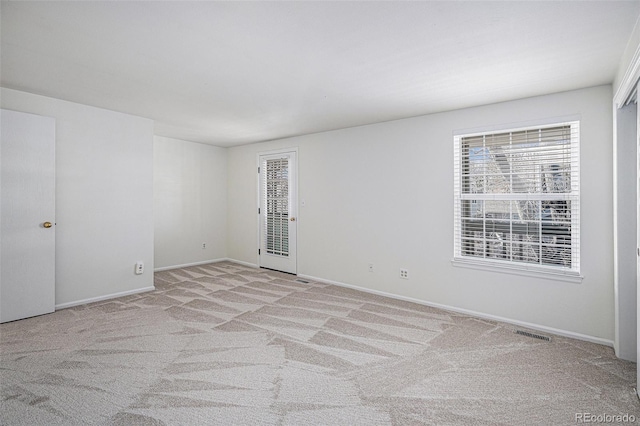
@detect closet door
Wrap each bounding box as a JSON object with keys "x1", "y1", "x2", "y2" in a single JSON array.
[{"x1": 1, "y1": 109, "x2": 56, "y2": 323}]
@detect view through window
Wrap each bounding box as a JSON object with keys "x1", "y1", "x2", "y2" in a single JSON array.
[{"x1": 453, "y1": 122, "x2": 580, "y2": 275}]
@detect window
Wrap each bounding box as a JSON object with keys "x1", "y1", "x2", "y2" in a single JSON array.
[
  {"x1": 263, "y1": 157, "x2": 290, "y2": 257},
  {"x1": 453, "y1": 122, "x2": 580, "y2": 279}
]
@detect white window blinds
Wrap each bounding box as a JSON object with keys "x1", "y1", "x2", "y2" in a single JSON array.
[
  {"x1": 263, "y1": 157, "x2": 290, "y2": 257},
  {"x1": 453, "y1": 122, "x2": 580, "y2": 275}
]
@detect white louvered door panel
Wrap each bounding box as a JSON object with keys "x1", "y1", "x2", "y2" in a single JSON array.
[{"x1": 259, "y1": 151, "x2": 297, "y2": 274}]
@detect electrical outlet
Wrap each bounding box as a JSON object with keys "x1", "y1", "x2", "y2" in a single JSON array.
[
  {"x1": 135, "y1": 261, "x2": 144, "y2": 275},
  {"x1": 400, "y1": 268, "x2": 409, "y2": 279},
  {"x1": 202, "y1": 242, "x2": 207, "y2": 249},
  {"x1": 368, "y1": 263, "x2": 374, "y2": 273}
]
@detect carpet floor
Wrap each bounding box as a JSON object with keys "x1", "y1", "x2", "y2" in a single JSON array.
[{"x1": 1, "y1": 261, "x2": 639, "y2": 425}]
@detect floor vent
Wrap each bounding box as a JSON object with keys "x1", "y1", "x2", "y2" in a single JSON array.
[
  {"x1": 515, "y1": 330, "x2": 551, "y2": 342},
  {"x1": 295, "y1": 279, "x2": 310, "y2": 284}
]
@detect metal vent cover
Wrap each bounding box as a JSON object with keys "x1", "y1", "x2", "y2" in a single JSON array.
[{"x1": 515, "y1": 329, "x2": 551, "y2": 342}]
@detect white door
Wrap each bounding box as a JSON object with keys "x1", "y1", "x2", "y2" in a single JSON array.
[
  {"x1": 637, "y1": 98, "x2": 640, "y2": 394},
  {"x1": 259, "y1": 151, "x2": 297, "y2": 274},
  {"x1": 1, "y1": 109, "x2": 56, "y2": 323}
]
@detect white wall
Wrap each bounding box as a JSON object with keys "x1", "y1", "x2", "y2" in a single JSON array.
[
  {"x1": 0, "y1": 85, "x2": 616, "y2": 343},
  {"x1": 154, "y1": 136, "x2": 227, "y2": 269},
  {"x1": 228, "y1": 85, "x2": 614, "y2": 343},
  {"x1": 1, "y1": 88, "x2": 154, "y2": 307}
]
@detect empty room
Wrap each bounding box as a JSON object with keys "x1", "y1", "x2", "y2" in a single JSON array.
[{"x1": 2, "y1": 1, "x2": 640, "y2": 424}]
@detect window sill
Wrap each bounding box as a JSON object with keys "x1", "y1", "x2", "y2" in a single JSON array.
[{"x1": 451, "y1": 257, "x2": 583, "y2": 283}]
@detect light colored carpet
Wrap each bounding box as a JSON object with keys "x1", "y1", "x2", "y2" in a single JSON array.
[{"x1": 1, "y1": 261, "x2": 638, "y2": 425}]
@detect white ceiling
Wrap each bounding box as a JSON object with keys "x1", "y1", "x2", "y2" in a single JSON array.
[{"x1": 2, "y1": 1, "x2": 639, "y2": 147}]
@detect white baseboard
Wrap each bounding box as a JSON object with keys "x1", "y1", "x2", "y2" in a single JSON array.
[
  {"x1": 154, "y1": 258, "x2": 228, "y2": 272},
  {"x1": 224, "y1": 258, "x2": 259, "y2": 269},
  {"x1": 155, "y1": 258, "x2": 259, "y2": 272},
  {"x1": 297, "y1": 273, "x2": 614, "y2": 348},
  {"x1": 55, "y1": 286, "x2": 155, "y2": 310}
]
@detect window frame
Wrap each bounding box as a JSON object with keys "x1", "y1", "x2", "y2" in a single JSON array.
[{"x1": 452, "y1": 121, "x2": 582, "y2": 283}]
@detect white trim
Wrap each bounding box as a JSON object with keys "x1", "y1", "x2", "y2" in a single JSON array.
[
  {"x1": 614, "y1": 34, "x2": 640, "y2": 107},
  {"x1": 155, "y1": 258, "x2": 260, "y2": 271},
  {"x1": 224, "y1": 258, "x2": 259, "y2": 269},
  {"x1": 297, "y1": 273, "x2": 612, "y2": 348},
  {"x1": 453, "y1": 115, "x2": 581, "y2": 138},
  {"x1": 154, "y1": 258, "x2": 228, "y2": 272},
  {"x1": 611, "y1": 27, "x2": 640, "y2": 369},
  {"x1": 613, "y1": 103, "x2": 621, "y2": 358},
  {"x1": 55, "y1": 286, "x2": 155, "y2": 310},
  {"x1": 451, "y1": 258, "x2": 583, "y2": 283}
]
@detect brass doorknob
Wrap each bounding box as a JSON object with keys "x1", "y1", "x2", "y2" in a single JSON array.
[
  {"x1": 290, "y1": 217, "x2": 296, "y2": 222},
  {"x1": 43, "y1": 222, "x2": 52, "y2": 228}
]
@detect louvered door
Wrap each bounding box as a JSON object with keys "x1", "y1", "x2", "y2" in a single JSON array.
[{"x1": 259, "y1": 151, "x2": 297, "y2": 274}]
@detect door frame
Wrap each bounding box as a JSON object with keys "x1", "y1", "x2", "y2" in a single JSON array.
[
  {"x1": 613, "y1": 43, "x2": 640, "y2": 392},
  {"x1": 256, "y1": 147, "x2": 299, "y2": 273}
]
